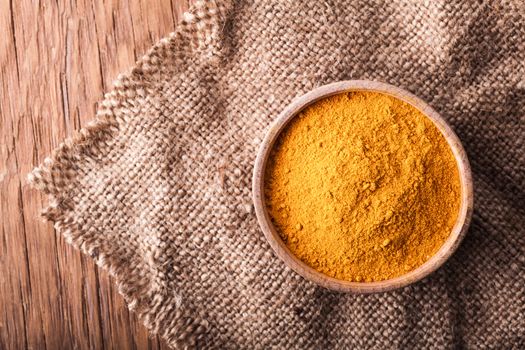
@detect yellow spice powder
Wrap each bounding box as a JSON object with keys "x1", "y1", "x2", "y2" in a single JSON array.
[{"x1": 264, "y1": 91, "x2": 461, "y2": 282}]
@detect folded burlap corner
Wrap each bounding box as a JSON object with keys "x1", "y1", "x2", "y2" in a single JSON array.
[{"x1": 29, "y1": 0, "x2": 525, "y2": 348}]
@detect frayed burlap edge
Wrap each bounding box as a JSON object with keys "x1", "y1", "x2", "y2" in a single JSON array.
[{"x1": 28, "y1": 0, "x2": 231, "y2": 348}]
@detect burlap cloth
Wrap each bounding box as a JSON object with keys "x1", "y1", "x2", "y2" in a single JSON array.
[{"x1": 30, "y1": 0, "x2": 525, "y2": 348}]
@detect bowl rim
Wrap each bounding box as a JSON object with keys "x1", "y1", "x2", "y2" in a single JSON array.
[{"x1": 252, "y1": 80, "x2": 474, "y2": 293}]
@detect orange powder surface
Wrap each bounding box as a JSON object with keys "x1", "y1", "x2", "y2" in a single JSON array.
[{"x1": 264, "y1": 91, "x2": 461, "y2": 282}]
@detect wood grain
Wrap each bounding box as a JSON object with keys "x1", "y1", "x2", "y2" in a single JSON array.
[{"x1": 0, "y1": 1, "x2": 193, "y2": 348}]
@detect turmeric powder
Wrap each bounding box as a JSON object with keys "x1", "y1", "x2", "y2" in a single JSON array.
[{"x1": 264, "y1": 91, "x2": 461, "y2": 282}]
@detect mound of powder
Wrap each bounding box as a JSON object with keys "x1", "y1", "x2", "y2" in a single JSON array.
[{"x1": 264, "y1": 91, "x2": 461, "y2": 282}]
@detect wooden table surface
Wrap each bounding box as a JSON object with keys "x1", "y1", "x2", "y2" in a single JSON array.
[{"x1": 1, "y1": 1, "x2": 194, "y2": 348}]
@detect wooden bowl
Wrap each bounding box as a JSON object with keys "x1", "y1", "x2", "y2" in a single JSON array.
[{"x1": 252, "y1": 80, "x2": 474, "y2": 293}]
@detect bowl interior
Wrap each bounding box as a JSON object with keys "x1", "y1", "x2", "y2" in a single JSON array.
[{"x1": 252, "y1": 80, "x2": 473, "y2": 293}]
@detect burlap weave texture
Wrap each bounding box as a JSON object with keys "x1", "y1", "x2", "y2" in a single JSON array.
[{"x1": 30, "y1": 0, "x2": 525, "y2": 348}]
